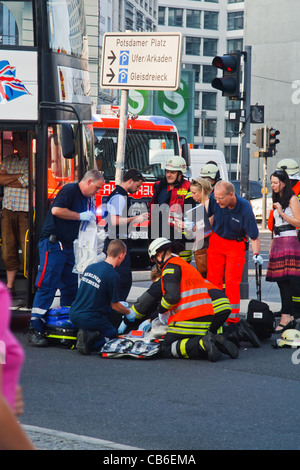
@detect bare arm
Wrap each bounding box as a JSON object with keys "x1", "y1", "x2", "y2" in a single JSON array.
[
  {"x1": 250, "y1": 236, "x2": 261, "y2": 255},
  {"x1": 51, "y1": 206, "x2": 81, "y2": 220},
  {"x1": 274, "y1": 195, "x2": 300, "y2": 227},
  {"x1": 0, "y1": 368, "x2": 35, "y2": 450}
]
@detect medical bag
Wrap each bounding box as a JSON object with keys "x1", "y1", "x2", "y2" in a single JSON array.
[{"x1": 44, "y1": 307, "x2": 78, "y2": 349}]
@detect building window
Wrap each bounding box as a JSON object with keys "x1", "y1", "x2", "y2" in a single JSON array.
[
  {"x1": 227, "y1": 11, "x2": 244, "y2": 30},
  {"x1": 204, "y1": 11, "x2": 218, "y2": 30},
  {"x1": 185, "y1": 63, "x2": 200, "y2": 82},
  {"x1": 203, "y1": 38, "x2": 218, "y2": 57},
  {"x1": 168, "y1": 8, "x2": 183, "y2": 27},
  {"x1": 225, "y1": 120, "x2": 239, "y2": 138},
  {"x1": 227, "y1": 38, "x2": 243, "y2": 53},
  {"x1": 204, "y1": 119, "x2": 217, "y2": 138},
  {"x1": 186, "y1": 9, "x2": 201, "y2": 29},
  {"x1": 158, "y1": 6, "x2": 165, "y2": 25},
  {"x1": 186, "y1": 36, "x2": 201, "y2": 56},
  {"x1": 202, "y1": 92, "x2": 217, "y2": 111},
  {"x1": 202, "y1": 65, "x2": 217, "y2": 84}
]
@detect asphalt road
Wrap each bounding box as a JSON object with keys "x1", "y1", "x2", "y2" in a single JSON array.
[
  {"x1": 12, "y1": 227, "x2": 300, "y2": 452},
  {"x1": 16, "y1": 328, "x2": 300, "y2": 451}
]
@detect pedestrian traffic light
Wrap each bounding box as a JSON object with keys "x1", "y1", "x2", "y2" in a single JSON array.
[
  {"x1": 252, "y1": 128, "x2": 263, "y2": 149},
  {"x1": 268, "y1": 128, "x2": 280, "y2": 155},
  {"x1": 211, "y1": 52, "x2": 241, "y2": 100}
]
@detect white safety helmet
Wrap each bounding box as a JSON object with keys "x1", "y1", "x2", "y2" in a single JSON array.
[
  {"x1": 200, "y1": 163, "x2": 219, "y2": 180},
  {"x1": 165, "y1": 156, "x2": 187, "y2": 174},
  {"x1": 148, "y1": 238, "x2": 172, "y2": 259},
  {"x1": 277, "y1": 329, "x2": 300, "y2": 348},
  {"x1": 276, "y1": 159, "x2": 300, "y2": 177}
]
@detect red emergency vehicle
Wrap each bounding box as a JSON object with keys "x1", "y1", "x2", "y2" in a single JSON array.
[{"x1": 93, "y1": 107, "x2": 188, "y2": 267}]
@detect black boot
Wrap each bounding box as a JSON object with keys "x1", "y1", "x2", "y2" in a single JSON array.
[
  {"x1": 237, "y1": 319, "x2": 261, "y2": 348},
  {"x1": 212, "y1": 333, "x2": 239, "y2": 359},
  {"x1": 27, "y1": 320, "x2": 48, "y2": 347},
  {"x1": 199, "y1": 332, "x2": 222, "y2": 362},
  {"x1": 76, "y1": 330, "x2": 103, "y2": 355}
]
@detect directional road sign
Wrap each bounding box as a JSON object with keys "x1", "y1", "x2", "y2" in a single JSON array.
[{"x1": 100, "y1": 32, "x2": 182, "y2": 91}]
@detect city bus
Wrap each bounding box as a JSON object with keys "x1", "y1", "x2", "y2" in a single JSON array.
[
  {"x1": 0, "y1": 0, "x2": 94, "y2": 309},
  {"x1": 93, "y1": 107, "x2": 189, "y2": 267}
]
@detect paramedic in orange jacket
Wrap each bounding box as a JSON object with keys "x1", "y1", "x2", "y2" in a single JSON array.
[
  {"x1": 148, "y1": 238, "x2": 239, "y2": 361},
  {"x1": 206, "y1": 181, "x2": 261, "y2": 324}
]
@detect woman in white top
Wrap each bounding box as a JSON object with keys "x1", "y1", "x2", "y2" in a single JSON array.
[{"x1": 266, "y1": 169, "x2": 300, "y2": 333}]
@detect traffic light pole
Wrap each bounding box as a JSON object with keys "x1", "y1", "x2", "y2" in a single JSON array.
[{"x1": 240, "y1": 45, "x2": 252, "y2": 300}]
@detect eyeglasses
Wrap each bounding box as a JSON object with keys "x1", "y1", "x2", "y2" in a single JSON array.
[{"x1": 213, "y1": 194, "x2": 228, "y2": 201}]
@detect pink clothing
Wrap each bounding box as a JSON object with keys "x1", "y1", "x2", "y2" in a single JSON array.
[{"x1": 0, "y1": 282, "x2": 24, "y2": 410}]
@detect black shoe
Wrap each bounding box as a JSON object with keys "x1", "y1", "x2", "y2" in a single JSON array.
[
  {"x1": 212, "y1": 333, "x2": 239, "y2": 359},
  {"x1": 27, "y1": 328, "x2": 48, "y2": 347},
  {"x1": 199, "y1": 333, "x2": 222, "y2": 362},
  {"x1": 237, "y1": 319, "x2": 261, "y2": 348},
  {"x1": 76, "y1": 330, "x2": 102, "y2": 355}
]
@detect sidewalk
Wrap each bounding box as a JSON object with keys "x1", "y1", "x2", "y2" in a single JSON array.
[{"x1": 130, "y1": 269, "x2": 282, "y2": 316}]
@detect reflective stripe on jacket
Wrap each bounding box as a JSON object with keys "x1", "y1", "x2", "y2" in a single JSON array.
[{"x1": 161, "y1": 256, "x2": 214, "y2": 324}]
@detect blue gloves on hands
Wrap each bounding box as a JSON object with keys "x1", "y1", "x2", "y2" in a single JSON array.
[{"x1": 79, "y1": 211, "x2": 95, "y2": 222}]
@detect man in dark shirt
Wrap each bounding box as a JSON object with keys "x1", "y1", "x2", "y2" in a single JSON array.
[
  {"x1": 28, "y1": 169, "x2": 104, "y2": 345},
  {"x1": 69, "y1": 239, "x2": 135, "y2": 355}
]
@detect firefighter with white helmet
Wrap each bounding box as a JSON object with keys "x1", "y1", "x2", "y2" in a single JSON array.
[
  {"x1": 149, "y1": 156, "x2": 195, "y2": 263},
  {"x1": 147, "y1": 238, "x2": 239, "y2": 361},
  {"x1": 200, "y1": 161, "x2": 221, "y2": 189}
]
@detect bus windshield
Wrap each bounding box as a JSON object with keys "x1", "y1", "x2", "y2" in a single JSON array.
[{"x1": 94, "y1": 129, "x2": 180, "y2": 182}]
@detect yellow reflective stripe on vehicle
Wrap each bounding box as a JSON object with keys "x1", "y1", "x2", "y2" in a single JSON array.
[{"x1": 180, "y1": 338, "x2": 189, "y2": 358}]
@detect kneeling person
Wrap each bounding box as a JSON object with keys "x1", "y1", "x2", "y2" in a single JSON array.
[
  {"x1": 148, "y1": 238, "x2": 238, "y2": 361},
  {"x1": 69, "y1": 240, "x2": 135, "y2": 354}
]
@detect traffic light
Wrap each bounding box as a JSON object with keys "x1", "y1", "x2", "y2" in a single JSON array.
[
  {"x1": 268, "y1": 128, "x2": 280, "y2": 155},
  {"x1": 211, "y1": 51, "x2": 241, "y2": 100},
  {"x1": 252, "y1": 128, "x2": 263, "y2": 149}
]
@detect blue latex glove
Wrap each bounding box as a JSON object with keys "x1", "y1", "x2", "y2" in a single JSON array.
[
  {"x1": 126, "y1": 308, "x2": 136, "y2": 322},
  {"x1": 138, "y1": 319, "x2": 151, "y2": 332},
  {"x1": 253, "y1": 254, "x2": 263, "y2": 265},
  {"x1": 79, "y1": 211, "x2": 95, "y2": 222},
  {"x1": 118, "y1": 320, "x2": 127, "y2": 334},
  {"x1": 158, "y1": 312, "x2": 170, "y2": 325}
]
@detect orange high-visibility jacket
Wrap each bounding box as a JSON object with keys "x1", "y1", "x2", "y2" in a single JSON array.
[{"x1": 161, "y1": 256, "x2": 214, "y2": 324}]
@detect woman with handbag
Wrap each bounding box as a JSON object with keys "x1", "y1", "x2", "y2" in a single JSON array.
[{"x1": 266, "y1": 169, "x2": 300, "y2": 333}]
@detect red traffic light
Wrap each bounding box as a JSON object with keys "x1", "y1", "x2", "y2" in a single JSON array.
[
  {"x1": 212, "y1": 54, "x2": 238, "y2": 73},
  {"x1": 211, "y1": 52, "x2": 241, "y2": 99}
]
